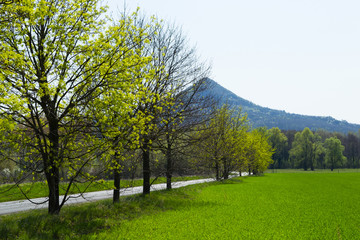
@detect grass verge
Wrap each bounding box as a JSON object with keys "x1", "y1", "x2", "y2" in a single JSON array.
[{"x1": 2, "y1": 172, "x2": 360, "y2": 239}]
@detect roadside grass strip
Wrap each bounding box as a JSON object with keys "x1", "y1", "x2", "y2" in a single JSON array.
[{"x1": 2, "y1": 173, "x2": 360, "y2": 239}]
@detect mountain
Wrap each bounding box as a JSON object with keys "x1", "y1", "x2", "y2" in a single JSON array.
[{"x1": 204, "y1": 79, "x2": 360, "y2": 133}]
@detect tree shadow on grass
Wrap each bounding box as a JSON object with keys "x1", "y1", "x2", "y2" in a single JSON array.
[{"x1": 0, "y1": 203, "x2": 110, "y2": 240}]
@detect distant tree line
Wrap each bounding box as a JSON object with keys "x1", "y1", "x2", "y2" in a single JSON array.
[{"x1": 267, "y1": 127, "x2": 356, "y2": 171}]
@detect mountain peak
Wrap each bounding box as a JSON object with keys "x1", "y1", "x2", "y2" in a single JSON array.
[{"x1": 204, "y1": 78, "x2": 360, "y2": 133}]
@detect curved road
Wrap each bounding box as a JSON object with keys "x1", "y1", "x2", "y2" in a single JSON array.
[{"x1": 0, "y1": 173, "x2": 247, "y2": 215}]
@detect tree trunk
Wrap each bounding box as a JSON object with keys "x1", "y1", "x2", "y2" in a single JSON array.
[
  {"x1": 303, "y1": 158, "x2": 307, "y2": 171},
  {"x1": 166, "y1": 171, "x2": 172, "y2": 190},
  {"x1": 165, "y1": 134, "x2": 172, "y2": 190},
  {"x1": 113, "y1": 170, "x2": 120, "y2": 203},
  {"x1": 142, "y1": 139, "x2": 151, "y2": 195},
  {"x1": 215, "y1": 161, "x2": 220, "y2": 180},
  {"x1": 352, "y1": 157, "x2": 355, "y2": 169},
  {"x1": 113, "y1": 175, "x2": 120, "y2": 202},
  {"x1": 310, "y1": 159, "x2": 314, "y2": 171},
  {"x1": 166, "y1": 149, "x2": 172, "y2": 190},
  {"x1": 46, "y1": 167, "x2": 60, "y2": 214},
  {"x1": 47, "y1": 118, "x2": 60, "y2": 214},
  {"x1": 223, "y1": 158, "x2": 229, "y2": 179},
  {"x1": 113, "y1": 151, "x2": 121, "y2": 203}
]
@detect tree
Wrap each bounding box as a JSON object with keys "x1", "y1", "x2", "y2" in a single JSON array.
[
  {"x1": 195, "y1": 105, "x2": 248, "y2": 180},
  {"x1": 267, "y1": 127, "x2": 288, "y2": 169},
  {"x1": 0, "y1": 0, "x2": 149, "y2": 214},
  {"x1": 290, "y1": 128, "x2": 323, "y2": 170},
  {"x1": 343, "y1": 132, "x2": 360, "y2": 168},
  {"x1": 324, "y1": 137, "x2": 346, "y2": 171},
  {"x1": 245, "y1": 128, "x2": 274, "y2": 175},
  {"x1": 87, "y1": 12, "x2": 155, "y2": 203},
  {"x1": 156, "y1": 77, "x2": 212, "y2": 189},
  {"x1": 135, "y1": 19, "x2": 210, "y2": 194}
]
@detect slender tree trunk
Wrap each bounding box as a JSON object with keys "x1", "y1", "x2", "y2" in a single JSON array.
[
  {"x1": 223, "y1": 158, "x2": 229, "y2": 179},
  {"x1": 165, "y1": 132, "x2": 173, "y2": 190},
  {"x1": 166, "y1": 147, "x2": 172, "y2": 190},
  {"x1": 113, "y1": 151, "x2": 121, "y2": 203},
  {"x1": 46, "y1": 167, "x2": 60, "y2": 214},
  {"x1": 215, "y1": 161, "x2": 220, "y2": 180},
  {"x1": 47, "y1": 119, "x2": 60, "y2": 214},
  {"x1": 352, "y1": 156, "x2": 356, "y2": 168},
  {"x1": 142, "y1": 139, "x2": 151, "y2": 195},
  {"x1": 310, "y1": 157, "x2": 314, "y2": 171}
]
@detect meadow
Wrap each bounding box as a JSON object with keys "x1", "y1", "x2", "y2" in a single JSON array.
[{"x1": 1, "y1": 172, "x2": 360, "y2": 239}]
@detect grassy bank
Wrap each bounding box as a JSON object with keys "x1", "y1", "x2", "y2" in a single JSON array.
[
  {"x1": 0, "y1": 176, "x2": 205, "y2": 203},
  {"x1": 2, "y1": 172, "x2": 360, "y2": 239}
]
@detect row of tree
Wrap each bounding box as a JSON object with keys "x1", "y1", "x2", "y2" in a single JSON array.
[
  {"x1": 193, "y1": 106, "x2": 273, "y2": 180},
  {"x1": 195, "y1": 105, "x2": 273, "y2": 179},
  {"x1": 267, "y1": 127, "x2": 353, "y2": 171},
  {"x1": 0, "y1": 0, "x2": 274, "y2": 215}
]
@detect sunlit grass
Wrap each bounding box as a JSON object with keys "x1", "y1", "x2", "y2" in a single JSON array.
[
  {"x1": 0, "y1": 181, "x2": 210, "y2": 239},
  {"x1": 2, "y1": 173, "x2": 360, "y2": 239},
  {"x1": 97, "y1": 173, "x2": 360, "y2": 239}
]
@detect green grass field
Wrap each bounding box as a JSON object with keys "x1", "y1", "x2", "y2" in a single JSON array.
[{"x1": 2, "y1": 172, "x2": 360, "y2": 239}]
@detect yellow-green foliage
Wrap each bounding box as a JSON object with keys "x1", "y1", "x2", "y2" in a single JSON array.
[
  {"x1": 245, "y1": 128, "x2": 274, "y2": 173},
  {"x1": 194, "y1": 105, "x2": 273, "y2": 177},
  {"x1": 0, "y1": 0, "x2": 155, "y2": 212}
]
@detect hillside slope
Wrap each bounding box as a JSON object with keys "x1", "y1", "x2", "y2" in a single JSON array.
[{"x1": 204, "y1": 79, "x2": 360, "y2": 133}]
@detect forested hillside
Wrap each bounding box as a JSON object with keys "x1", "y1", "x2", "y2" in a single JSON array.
[{"x1": 205, "y1": 79, "x2": 360, "y2": 133}]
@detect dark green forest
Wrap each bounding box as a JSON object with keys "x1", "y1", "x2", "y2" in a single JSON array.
[{"x1": 268, "y1": 127, "x2": 359, "y2": 170}]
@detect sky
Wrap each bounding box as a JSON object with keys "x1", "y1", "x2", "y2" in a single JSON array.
[{"x1": 105, "y1": 0, "x2": 360, "y2": 124}]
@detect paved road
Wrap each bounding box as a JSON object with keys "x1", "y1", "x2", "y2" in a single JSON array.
[
  {"x1": 0, "y1": 173, "x2": 247, "y2": 215},
  {"x1": 0, "y1": 178, "x2": 215, "y2": 215}
]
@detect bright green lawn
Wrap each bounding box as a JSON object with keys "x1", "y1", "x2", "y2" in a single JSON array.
[{"x1": 2, "y1": 173, "x2": 360, "y2": 239}]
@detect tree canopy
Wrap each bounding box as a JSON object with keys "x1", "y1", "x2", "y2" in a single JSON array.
[
  {"x1": 324, "y1": 137, "x2": 346, "y2": 171},
  {"x1": 0, "y1": 0, "x2": 152, "y2": 214}
]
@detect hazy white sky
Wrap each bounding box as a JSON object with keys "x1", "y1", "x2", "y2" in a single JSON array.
[{"x1": 106, "y1": 0, "x2": 360, "y2": 124}]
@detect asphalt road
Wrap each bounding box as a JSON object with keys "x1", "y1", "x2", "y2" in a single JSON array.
[
  {"x1": 0, "y1": 173, "x2": 248, "y2": 215},
  {"x1": 0, "y1": 178, "x2": 215, "y2": 215}
]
